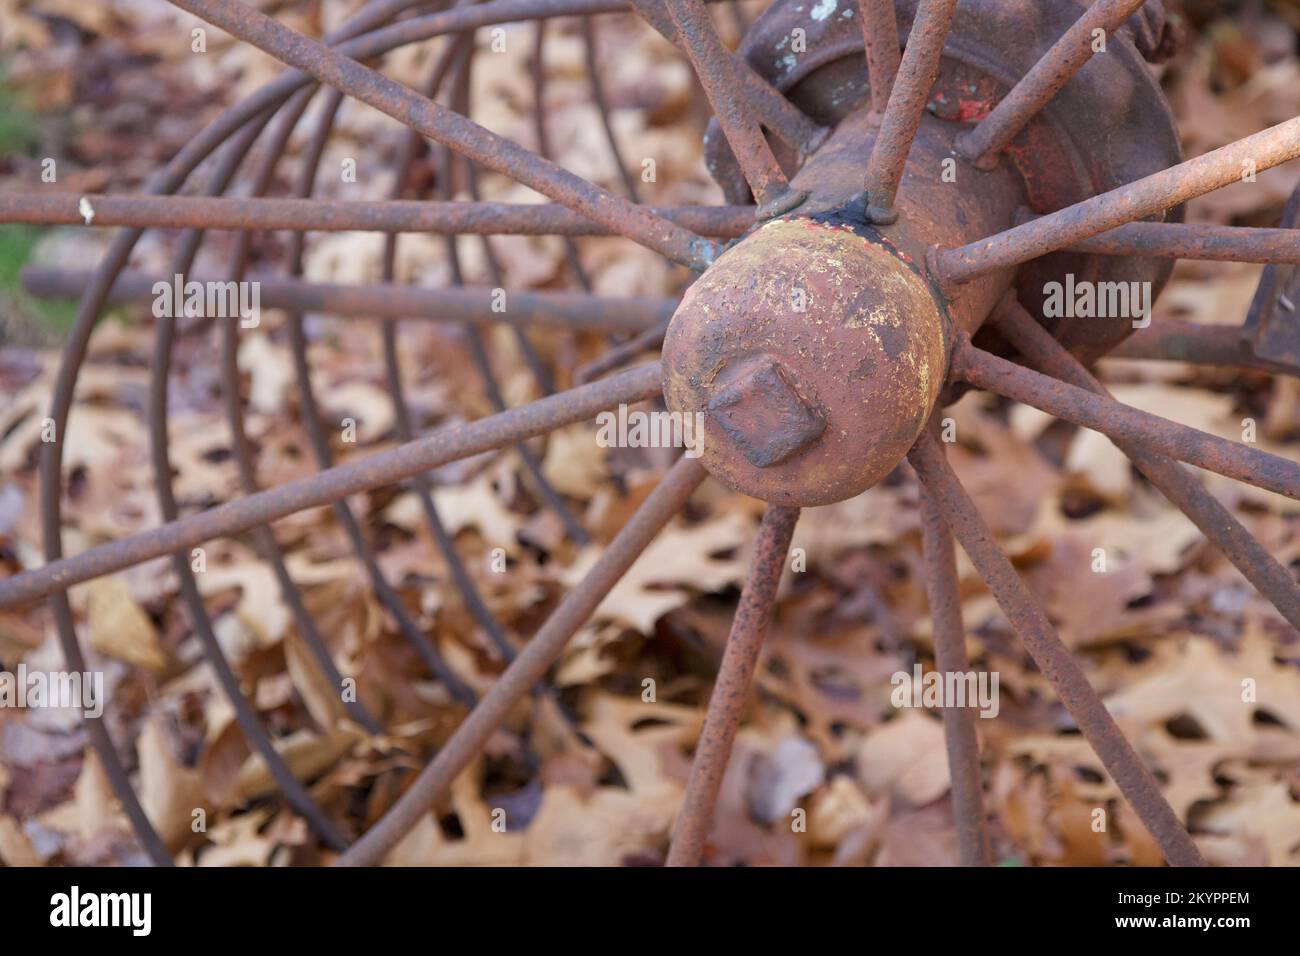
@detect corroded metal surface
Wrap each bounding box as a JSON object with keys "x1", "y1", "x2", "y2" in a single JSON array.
[
  {"x1": 662, "y1": 215, "x2": 947, "y2": 506},
  {"x1": 908, "y1": 432, "x2": 1206, "y2": 868},
  {"x1": 706, "y1": 0, "x2": 1183, "y2": 360},
  {"x1": 666, "y1": 504, "x2": 800, "y2": 867}
]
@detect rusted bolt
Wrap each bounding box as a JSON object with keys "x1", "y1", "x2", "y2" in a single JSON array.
[{"x1": 706, "y1": 357, "x2": 827, "y2": 468}]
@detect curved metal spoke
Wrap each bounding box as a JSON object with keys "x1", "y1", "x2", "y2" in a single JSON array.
[
  {"x1": 955, "y1": 0, "x2": 1148, "y2": 168},
  {"x1": 666, "y1": 504, "x2": 799, "y2": 867},
  {"x1": 150, "y1": 97, "x2": 352, "y2": 850},
  {"x1": 337, "y1": 456, "x2": 708, "y2": 865},
  {"x1": 936, "y1": 116, "x2": 1300, "y2": 285},
  {"x1": 167, "y1": 0, "x2": 721, "y2": 269},
  {"x1": 916, "y1": 434, "x2": 991, "y2": 866},
  {"x1": 861, "y1": 0, "x2": 958, "y2": 222},
  {"x1": 990, "y1": 298, "x2": 1300, "y2": 632},
  {"x1": 28, "y1": 0, "x2": 432, "y2": 870},
  {"x1": 218, "y1": 88, "x2": 387, "y2": 735},
  {"x1": 3, "y1": 365, "x2": 663, "y2": 610},
  {"x1": 951, "y1": 336, "x2": 1300, "y2": 500},
  {"x1": 380, "y1": 38, "x2": 521, "y2": 661},
  {"x1": 581, "y1": 15, "x2": 643, "y2": 202},
  {"x1": 907, "y1": 432, "x2": 1205, "y2": 867}
]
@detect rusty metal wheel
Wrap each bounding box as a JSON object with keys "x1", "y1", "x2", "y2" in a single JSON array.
[{"x1": 2, "y1": 0, "x2": 1299, "y2": 867}]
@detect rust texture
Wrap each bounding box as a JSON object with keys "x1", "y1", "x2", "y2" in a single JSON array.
[
  {"x1": 908, "y1": 432, "x2": 1206, "y2": 867},
  {"x1": 937, "y1": 116, "x2": 1300, "y2": 284},
  {"x1": 951, "y1": 336, "x2": 1300, "y2": 500},
  {"x1": 1067, "y1": 221, "x2": 1300, "y2": 264},
  {"x1": 916, "y1": 427, "x2": 991, "y2": 866},
  {"x1": 861, "y1": 0, "x2": 958, "y2": 220},
  {"x1": 858, "y1": 0, "x2": 901, "y2": 114},
  {"x1": 661, "y1": 0, "x2": 793, "y2": 208},
  {"x1": 0, "y1": 192, "x2": 755, "y2": 237},
  {"x1": 955, "y1": 0, "x2": 1149, "y2": 167},
  {"x1": 22, "y1": 267, "x2": 673, "y2": 333},
  {"x1": 626, "y1": 0, "x2": 826, "y2": 153},
  {"x1": 662, "y1": 215, "x2": 947, "y2": 506},
  {"x1": 666, "y1": 504, "x2": 800, "y2": 867}
]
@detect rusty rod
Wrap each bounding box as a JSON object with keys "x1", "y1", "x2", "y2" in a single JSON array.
[
  {"x1": 950, "y1": 337, "x2": 1300, "y2": 501},
  {"x1": 858, "y1": 0, "x2": 901, "y2": 115},
  {"x1": 908, "y1": 432, "x2": 1205, "y2": 867},
  {"x1": 990, "y1": 299, "x2": 1300, "y2": 631},
  {"x1": 916, "y1": 434, "x2": 991, "y2": 866},
  {"x1": 861, "y1": 0, "x2": 958, "y2": 221},
  {"x1": 0, "y1": 192, "x2": 755, "y2": 237},
  {"x1": 336, "y1": 456, "x2": 708, "y2": 865},
  {"x1": 21, "y1": 267, "x2": 673, "y2": 333},
  {"x1": 937, "y1": 116, "x2": 1300, "y2": 284},
  {"x1": 166, "y1": 0, "x2": 720, "y2": 269},
  {"x1": 1065, "y1": 221, "x2": 1300, "y2": 264},
  {"x1": 661, "y1": 0, "x2": 792, "y2": 210},
  {"x1": 1, "y1": 365, "x2": 663, "y2": 611},
  {"x1": 956, "y1": 0, "x2": 1149, "y2": 167},
  {"x1": 626, "y1": 0, "x2": 826, "y2": 153},
  {"x1": 666, "y1": 504, "x2": 799, "y2": 866},
  {"x1": 1108, "y1": 320, "x2": 1300, "y2": 378}
]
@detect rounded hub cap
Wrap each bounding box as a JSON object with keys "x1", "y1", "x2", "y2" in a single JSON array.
[{"x1": 661, "y1": 215, "x2": 949, "y2": 507}]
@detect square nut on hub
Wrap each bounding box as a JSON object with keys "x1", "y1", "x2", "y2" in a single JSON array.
[{"x1": 707, "y1": 359, "x2": 827, "y2": 468}]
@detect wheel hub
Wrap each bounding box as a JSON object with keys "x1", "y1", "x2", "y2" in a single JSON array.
[{"x1": 662, "y1": 214, "x2": 946, "y2": 506}]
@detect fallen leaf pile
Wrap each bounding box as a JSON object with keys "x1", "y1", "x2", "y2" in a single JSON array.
[{"x1": 0, "y1": 0, "x2": 1299, "y2": 866}]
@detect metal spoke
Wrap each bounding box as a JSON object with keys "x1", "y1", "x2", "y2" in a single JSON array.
[
  {"x1": 861, "y1": 0, "x2": 958, "y2": 222},
  {"x1": 167, "y1": 0, "x2": 721, "y2": 269},
  {"x1": 936, "y1": 116, "x2": 1300, "y2": 285},
  {"x1": 219, "y1": 88, "x2": 387, "y2": 734},
  {"x1": 3, "y1": 365, "x2": 663, "y2": 610},
  {"x1": 907, "y1": 432, "x2": 1205, "y2": 867},
  {"x1": 0, "y1": 192, "x2": 757, "y2": 238},
  {"x1": 955, "y1": 0, "x2": 1148, "y2": 168},
  {"x1": 1109, "y1": 320, "x2": 1300, "y2": 377},
  {"x1": 858, "y1": 0, "x2": 901, "y2": 115},
  {"x1": 1065, "y1": 221, "x2": 1300, "y2": 264},
  {"x1": 22, "y1": 268, "x2": 673, "y2": 334},
  {"x1": 916, "y1": 433, "x2": 991, "y2": 866},
  {"x1": 660, "y1": 0, "x2": 795, "y2": 211},
  {"x1": 581, "y1": 15, "x2": 642, "y2": 202},
  {"x1": 989, "y1": 298, "x2": 1300, "y2": 632},
  {"x1": 381, "y1": 39, "x2": 521, "y2": 660},
  {"x1": 666, "y1": 504, "x2": 799, "y2": 866},
  {"x1": 337, "y1": 456, "x2": 708, "y2": 865},
  {"x1": 575, "y1": 321, "x2": 669, "y2": 383},
  {"x1": 30, "y1": 0, "x2": 451, "y2": 871},
  {"x1": 950, "y1": 336, "x2": 1300, "y2": 500},
  {"x1": 150, "y1": 102, "x2": 354, "y2": 849},
  {"x1": 627, "y1": 0, "x2": 826, "y2": 154}
]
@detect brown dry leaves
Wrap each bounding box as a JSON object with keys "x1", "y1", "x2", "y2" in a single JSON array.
[{"x1": 1, "y1": 1, "x2": 1300, "y2": 868}]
